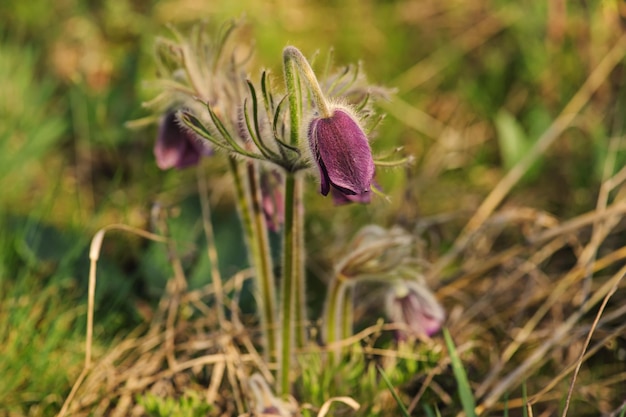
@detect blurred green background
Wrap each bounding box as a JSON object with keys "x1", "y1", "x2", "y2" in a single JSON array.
[{"x1": 1, "y1": 0, "x2": 624, "y2": 415}]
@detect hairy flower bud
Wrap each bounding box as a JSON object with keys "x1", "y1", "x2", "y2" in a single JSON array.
[
  {"x1": 336, "y1": 225, "x2": 413, "y2": 280},
  {"x1": 154, "y1": 111, "x2": 211, "y2": 170},
  {"x1": 385, "y1": 280, "x2": 445, "y2": 339},
  {"x1": 307, "y1": 107, "x2": 375, "y2": 201}
]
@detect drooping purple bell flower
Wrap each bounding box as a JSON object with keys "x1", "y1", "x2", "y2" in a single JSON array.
[
  {"x1": 154, "y1": 111, "x2": 211, "y2": 170},
  {"x1": 385, "y1": 280, "x2": 445, "y2": 340},
  {"x1": 308, "y1": 108, "x2": 375, "y2": 201}
]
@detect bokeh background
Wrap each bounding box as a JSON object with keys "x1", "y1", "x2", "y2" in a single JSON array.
[{"x1": 1, "y1": 0, "x2": 625, "y2": 415}]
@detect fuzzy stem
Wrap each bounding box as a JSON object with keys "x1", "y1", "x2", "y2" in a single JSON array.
[
  {"x1": 280, "y1": 172, "x2": 297, "y2": 394},
  {"x1": 229, "y1": 157, "x2": 277, "y2": 361},
  {"x1": 293, "y1": 175, "x2": 307, "y2": 349},
  {"x1": 341, "y1": 284, "x2": 354, "y2": 344},
  {"x1": 278, "y1": 45, "x2": 316, "y2": 394},
  {"x1": 197, "y1": 164, "x2": 226, "y2": 328},
  {"x1": 283, "y1": 50, "x2": 301, "y2": 146},
  {"x1": 324, "y1": 276, "x2": 347, "y2": 366},
  {"x1": 283, "y1": 46, "x2": 332, "y2": 121}
]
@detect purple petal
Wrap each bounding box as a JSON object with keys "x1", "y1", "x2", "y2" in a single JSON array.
[
  {"x1": 331, "y1": 188, "x2": 372, "y2": 205},
  {"x1": 330, "y1": 179, "x2": 382, "y2": 206},
  {"x1": 154, "y1": 111, "x2": 210, "y2": 170},
  {"x1": 385, "y1": 280, "x2": 445, "y2": 339},
  {"x1": 308, "y1": 109, "x2": 375, "y2": 196}
]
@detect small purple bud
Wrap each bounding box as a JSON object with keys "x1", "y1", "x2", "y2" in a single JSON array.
[
  {"x1": 153, "y1": 111, "x2": 211, "y2": 170},
  {"x1": 385, "y1": 280, "x2": 445, "y2": 340},
  {"x1": 308, "y1": 108, "x2": 375, "y2": 201},
  {"x1": 260, "y1": 170, "x2": 284, "y2": 232}
]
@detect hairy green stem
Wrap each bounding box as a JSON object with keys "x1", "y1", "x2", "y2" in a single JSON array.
[
  {"x1": 324, "y1": 277, "x2": 347, "y2": 366},
  {"x1": 341, "y1": 284, "x2": 354, "y2": 345},
  {"x1": 197, "y1": 165, "x2": 226, "y2": 328},
  {"x1": 292, "y1": 175, "x2": 306, "y2": 349},
  {"x1": 280, "y1": 172, "x2": 297, "y2": 394},
  {"x1": 229, "y1": 157, "x2": 277, "y2": 361},
  {"x1": 283, "y1": 46, "x2": 331, "y2": 118},
  {"x1": 283, "y1": 49, "x2": 302, "y2": 147},
  {"x1": 278, "y1": 45, "x2": 317, "y2": 394}
]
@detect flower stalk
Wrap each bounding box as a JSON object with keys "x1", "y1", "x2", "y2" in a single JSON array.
[
  {"x1": 292, "y1": 175, "x2": 307, "y2": 349},
  {"x1": 277, "y1": 45, "x2": 320, "y2": 394},
  {"x1": 283, "y1": 46, "x2": 331, "y2": 119},
  {"x1": 279, "y1": 171, "x2": 305, "y2": 394},
  {"x1": 323, "y1": 275, "x2": 348, "y2": 366},
  {"x1": 229, "y1": 157, "x2": 278, "y2": 361}
]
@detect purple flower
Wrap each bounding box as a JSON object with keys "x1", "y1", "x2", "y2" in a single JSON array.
[
  {"x1": 308, "y1": 108, "x2": 375, "y2": 201},
  {"x1": 260, "y1": 170, "x2": 284, "y2": 232},
  {"x1": 385, "y1": 280, "x2": 445, "y2": 340},
  {"x1": 153, "y1": 111, "x2": 211, "y2": 170}
]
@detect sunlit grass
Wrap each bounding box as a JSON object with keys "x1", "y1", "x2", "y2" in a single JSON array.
[{"x1": 0, "y1": 271, "x2": 84, "y2": 415}]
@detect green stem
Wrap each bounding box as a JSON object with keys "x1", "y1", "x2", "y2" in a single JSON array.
[
  {"x1": 229, "y1": 157, "x2": 277, "y2": 361},
  {"x1": 278, "y1": 45, "x2": 317, "y2": 394},
  {"x1": 197, "y1": 164, "x2": 226, "y2": 327},
  {"x1": 283, "y1": 46, "x2": 332, "y2": 118},
  {"x1": 324, "y1": 277, "x2": 347, "y2": 367},
  {"x1": 293, "y1": 175, "x2": 306, "y2": 349},
  {"x1": 341, "y1": 284, "x2": 354, "y2": 344},
  {"x1": 280, "y1": 172, "x2": 296, "y2": 394},
  {"x1": 283, "y1": 49, "x2": 301, "y2": 146}
]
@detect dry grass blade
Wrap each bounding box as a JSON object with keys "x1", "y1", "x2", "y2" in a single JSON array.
[
  {"x1": 316, "y1": 396, "x2": 360, "y2": 417},
  {"x1": 560, "y1": 267, "x2": 626, "y2": 416},
  {"x1": 528, "y1": 321, "x2": 626, "y2": 406},
  {"x1": 427, "y1": 33, "x2": 626, "y2": 283},
  {"x1": 55, "y1": 221, "x2": 263, "y2": 417},
  {"x1": 479, "y1": 261, "x2": 626, "y2": 411},
  {"x1": 58, "y1": 224, "x2": 167, "y2": 417}
]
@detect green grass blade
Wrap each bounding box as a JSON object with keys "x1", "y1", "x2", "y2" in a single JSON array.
[
  {"x1": 522, "y1": 382, "x2": 528, "y2": 417},
  {"x1": 443, "y1": 328, "x2": 477, "y2": 417},
  {"x1": 423, "y1": 404, "x2": 437, "y2": 417},
  {"x1": 503, "y1": 392, "x2": 509, "y2": 417},
  {"x1": 377, "y1": 365, "x2": 410, "y2": 417}
]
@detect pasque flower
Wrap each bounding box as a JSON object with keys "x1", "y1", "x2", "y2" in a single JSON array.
[
  {"x1": 336, "y1": 225, "x2": 413, "y2": 280},
  {"x1": 308, "y1": 107, "x2": 375, "y2": 201},
  {"x1": 385, "y1": 279, "x2": 445, "y2": 339},
  {"x1": 154, "y1": 111, "x2": 212, "y2": 170}
]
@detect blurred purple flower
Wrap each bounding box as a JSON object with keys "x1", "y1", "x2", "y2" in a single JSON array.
[
  {"x1": 308, "y1": 108, "x2": 375, "y2": 202},
  {"x1": 260, "y1": 170, "x2": 284, "y2": 232},
  {"x1": 385, "y1": 280, "x2": 445, "y2": 340},
  {"x1": 154, "y1": 111, "x2": 211, "y2": 170}
]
